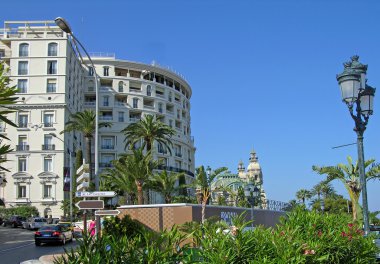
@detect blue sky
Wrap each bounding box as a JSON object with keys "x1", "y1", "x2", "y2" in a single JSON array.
[{"x1": 2, "y1": 0, "x2": 380, "y2": 211}]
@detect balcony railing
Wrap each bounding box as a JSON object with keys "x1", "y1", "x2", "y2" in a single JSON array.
[
  {"x1": 84, "y1": 101, "x2": 96, "y2": 106},
  {"x1": 99, "y1": 116, "x2": 113, "y2": 121},
  {"x1": 16, "y1": 145, "x2": 29, "y2": 151},
  {"x1": 175, "y1": 153, "x2": 182, "y2": 158},
  {"x1": 42, "y1": 144, "x2": 55, "y2": 150},
  {"x1": 43, "y1": 122, "x2": 53, "y2": 128},
  {"x1": 18, "y1": 122, "x2": 28, "y2": 128},
  {"x1": 101, "y1": 145, "x2": 114, "y2": 150},
  {"x1": 99, "y1": 162, "x2": 113, "y2": 168},
  {"x1": 129, "y1": 118, "x2": 141, "y2": 123},
  {"x1": 156, "y1": 165, "x2": 194, "y2": 177}
]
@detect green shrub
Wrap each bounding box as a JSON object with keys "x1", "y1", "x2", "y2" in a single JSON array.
[
  {"x1": 0, "y1": 205, "x2": 39, "y2": 218},
  {"x1": 102, "y1": 214, "x2": 146, "y2": 239}
]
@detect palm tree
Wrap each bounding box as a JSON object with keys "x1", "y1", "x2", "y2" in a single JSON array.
[
  {"x1": 312, "y1": 156, "x2": 380, "y2": 221},
  {"x1": 0, "y1": 62, "x2": 18, "y2": 172},
  {"x1": 116, "y1": 149, "x2": 158, "y2": 205},
  {"x1": 148, "y1": 170, "x2": 184, "y2": 204},
  {"x1": 191, "y1": 166, "x2": 228, "y2": 224},
  {"x1": 60, "y1": 110, "x2": 112, "y2": 179},
  {"x1": 295, "y1": 189, "x2": 312, "y2": 205},
  {"x1": 121, "y1": 114, "x2": 175, "y2": 153},
  {"x1": 100, "y1": 157, "x2": 137, "y2": 205}
]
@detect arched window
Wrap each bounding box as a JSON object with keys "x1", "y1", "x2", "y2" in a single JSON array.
[
  {"x1": 147, "y1": 85, "x2": 152, "y2": 96},
  {"x1": 118, "y1": 81, "x2": 123, "y2": 92},
  {"x1": 19, "y1": 43, "x2": 29, "y2": 57},
  {"x1": 48, "y1": 43, "x2": 58, "y2": 56}
]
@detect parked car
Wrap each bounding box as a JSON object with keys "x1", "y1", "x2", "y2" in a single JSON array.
[
  {"x1": 3, "y1": 215, "x2": 26, "y2": 228},
  {"x1": 73, "y1": 221, "x2": 84, "y2": 238},
  {"x1": 22, "y1": 218, "x2": 31, "y2": 229},
  {"x1": 28, "y1": 217, "x2": 47, "y2": 230},
  {"x1": 34, "y1": 224, "x2": 73, "y2": 246}
]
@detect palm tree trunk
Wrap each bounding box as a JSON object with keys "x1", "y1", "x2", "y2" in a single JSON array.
[
  {"x1": 136, "y1": 180, "x2": 144, "y2": 205},
  {"x1": 201, "y1": 201, "x2": 206, "y2": 224},
  {"x1": 85, "y1": 136, "x2": 92, "y2": 180},
  {"x1": 165, "y1": 195, "x2": 171, "y2": 204}
]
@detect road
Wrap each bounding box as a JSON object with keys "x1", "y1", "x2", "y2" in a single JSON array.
[{"x1": 0, "y1": 226, "x2": 77, "y2": 264}]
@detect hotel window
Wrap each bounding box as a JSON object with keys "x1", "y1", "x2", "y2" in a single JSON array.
[
  {"x1": 18, "y1": 61, "x2": 28, "y2": 75},
  {"x1": 18, "y1": 157, "x2": 27, "y2": 172},
  {"x1": 118, "y1": 112, "x2": 124, "y2": 122},
  {"x1": 47, "y1": 43, "x2": 58, "y2": 56},
  {"x1": 88, "y1": 80, "x2": 94, "y2": 92},
  {"x1": 88, "y1": 67, "x2": 94, "y2": 76},
  {"x1": 43, "y1": 184, "x2": 52, "y2": 198},
  {"x1": 103, "y1": 96, "x2": 109, "y2": 106},
  {"x1": 103, "y1": 67, "x2": 109, "y2": 76},
  {"x1": 169, "y1": 119, "x2": 173, "y2": 128},
  {"x1": 47, "y1": 60, "x2": 57, "y2": 74},
  {"x1": 43, "y1": 112, "x2": 54, "y2": 127},
  {"x1": 18, "y1": 135, "x2": 27, "y2": 149},
  {"x1": 47, "y1": 79, "x2": 57, "y2": 93},
  {"x1": 147, "y1": 85, "x2": 152, "y2": 96},
  {"x1": 158, "y1": 103, "x2": 163, "y2": 113},
  {"x1": 17, "y1": 79, "x2": 27, "y2": 93},
  {"x1": 44, "y1": 157, "x2": 53, "y2": 172},
  {"x1": 133, "y1": 98, "x2": 138, "y2": 108},
  {"x1": 102, "y1": 137, "x2": 114, "y2": 149},
  {"x1": 18, "y1": 114, "x2": 28, "y2": 128},
  {"x1": 19, "y1": 43, "x2": 29, "y2": 57},
  {"x1": 18, "y1": 185, "x2": 27, "y2": 198},
  {"x1": 118, "y1": 81, "x2": 123, "y2": 92}
]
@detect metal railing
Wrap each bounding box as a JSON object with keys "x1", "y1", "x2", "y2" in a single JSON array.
[
  {"x1": 42, "y1": 144, "x2": 55, "y2": 150},
  {"x1": 16, "y1": 145, "x2": 29, "y2": 151},
  {"x1": 101, "y1": 145, "x2": 114, "y2": 150},
  {"x1": 264, "y1": 200, "x2": 290, "y2": 212},
  {"x1": 156, "y1": 164, "x2": 194, "y2": 177}
]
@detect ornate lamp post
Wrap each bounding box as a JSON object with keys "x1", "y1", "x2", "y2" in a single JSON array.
[
  {"x1": 244, "y1": 183, "x2": 260, "y2": 226},
  {"x1": 336, "y1": 55, "x2": 376, "y2": 234}
]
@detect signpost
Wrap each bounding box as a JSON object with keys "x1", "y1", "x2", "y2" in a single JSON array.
[
  {"x1": 75, "y1": 191, "x2": 117, "y2": 198},
  {"x1": 95, "y1": 210, "x2": 120, "y2": 216},
  {"x1": 75, "y1": 200, "x2": 104, "y2": 210}
]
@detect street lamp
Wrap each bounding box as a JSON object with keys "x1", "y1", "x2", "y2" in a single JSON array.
[
  {"x1": 49, "y1": 133, "x2": 74, "y2": 223},
  {"x1": 206, "y1": 166, "x2": 212, "y2": 204},
  {"x1": 244, "y1": 183, "x2": 260, "y2": 226},
  {"x1": 336, "y1": 55, "x2": 376, "y2": 234},
  {"x1": 55, "y1": 17, "x2": 100, "y2": 191}
]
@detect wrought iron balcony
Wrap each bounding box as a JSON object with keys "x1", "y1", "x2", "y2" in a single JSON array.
[
  {"x1": 42, "y1": 144, "x2": 55, "y2": 150},
  {"x1": 16, "y1": 145, "x2": 29, "y2": 151}
]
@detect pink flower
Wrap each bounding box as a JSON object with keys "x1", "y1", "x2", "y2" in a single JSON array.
[
  {"x1": 304, "y1": 249, "x2": 316, "y2": 255},
  {"x1": 348, "y1": 223, "x2": 354, "y2": 229},
  {"x1": 341, "y1": 231, "x2": 347, "y2": 237}
]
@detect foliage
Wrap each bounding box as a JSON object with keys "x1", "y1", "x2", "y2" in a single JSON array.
[
  {"x1": 296, "y1": 188, "x2": 312, "y2": 205},
  {"x1": 147, "y1": 170, "x2": 184, "y2": 203},
  {"x1": 0, "y1": 62, "x2": 19, "y2": 172},
  {"x1": 60, "y1": 110, "x2": 112, "y2": 179},
  {"x1": 121, "y1": 114, "x2": 175, "y2": 153},
  {"x1": 313, "y1": 156, "x2": 380, "y2": 221},
  {"x1": 0, "y1": 205, "x2": 39, "y2": 218},
  {"x1": 102, "y1": 215, "x2": 146, "y2": 239}
]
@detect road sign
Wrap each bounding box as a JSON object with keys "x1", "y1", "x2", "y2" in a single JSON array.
[
  {"x1": 75, "y1": 200, "x2": 104, "y2": 210},
  {"x1": 75, "y1": 191, "x2": 117, "y2": 198},
  {"x1": 76, "y1": 182, "x2": 89, "y2": 191},
  {"x1": 95, "y1": 210, "x2": 120, "y2": 216}
]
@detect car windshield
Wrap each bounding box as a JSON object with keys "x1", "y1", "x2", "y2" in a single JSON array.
[
  {"x1": 39, "y1": 225, "x2": 60, "y2": 231},
  {"x1": 59, "y1": 223, "x2": 71, "y2": 227},
  {"x1": 35, "y1": 219, "x2": 46, "y2": 222}
]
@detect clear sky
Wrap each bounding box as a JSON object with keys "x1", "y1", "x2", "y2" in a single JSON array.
[{"x1": 2, "y1": 0, "x2": 380, "y2": 211}]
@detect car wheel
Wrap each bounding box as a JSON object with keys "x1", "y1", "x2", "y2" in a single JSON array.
[
  {"x1": 35, "y1": 241, "x2": 41, "y2": 246},
  {"x1": 61, "y1": 236, "x2": 66, "y2": 245}
]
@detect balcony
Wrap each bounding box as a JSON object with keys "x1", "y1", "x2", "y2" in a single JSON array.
[
  {"x1": 42, "y1": 144, "x2": 55, "y2": 150},
  {"x1": 101, "y1": 145, "x2": 114, "y2": 150},
  {"x1": 16, "y1": 145, "x2": 29, "y2": 151},
  {"x1": 175, "y1": 153, "x2": 182, "y2": 158},
  {"x1": 99, "y1": 116, "x2": 113, "y2": 121},
  {"x1": 156, "y1": 165, "x2": 194, "y2": 177},
  {"x1": 84, "y1": 101, "x2": 96, "y2": 106},
  {"x1": 43, "y1": 122, "x2": 54, "y2": 128},
  {"x1": 129, "y1": 117, "x2": 141, "y2": 123},
  {"x1": 18, "y1": 122, "x2": 28, "y2": 128},
  {"x1": 99, "y1": 162, "x2": 113, "y2": 168}
]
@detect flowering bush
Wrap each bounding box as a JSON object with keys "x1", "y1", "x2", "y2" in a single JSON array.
[{"x1": 55, "y1": 209, "x2": 378, "y2": 263}]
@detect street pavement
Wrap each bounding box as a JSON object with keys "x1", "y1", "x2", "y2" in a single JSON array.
[{"x1": 0, "y1": 226, "x2": 77, "y2": 263}]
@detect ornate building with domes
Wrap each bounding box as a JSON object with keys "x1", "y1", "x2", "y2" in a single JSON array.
[{"x1": 211, "y1": 149, "x2": 267, "y2": 207}]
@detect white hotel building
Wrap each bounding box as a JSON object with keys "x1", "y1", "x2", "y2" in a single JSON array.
[{"x1": 0, "y1": 20, "x2": 195, "y2": 218}]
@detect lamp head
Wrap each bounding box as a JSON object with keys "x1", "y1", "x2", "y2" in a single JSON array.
[
  {"x1": 206, "y1": 166, "x2": 211, "y2": 176},
  {"x1": 55, "y1": 17, "x2": 72, "y2": 34},
  {"x1": 49, "y1": 132, "x2": 57, "y2": 137}
]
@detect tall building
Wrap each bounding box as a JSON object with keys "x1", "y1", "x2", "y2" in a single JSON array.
[{"x1": 0, "y1": 20, "x2": 195, "y2": 217}]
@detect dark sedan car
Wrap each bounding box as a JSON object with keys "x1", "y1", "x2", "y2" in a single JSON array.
[
  {"x1": 34, "y1": 224, "x2": 73, "y2": 246},
  {"x1": 3, "y1": 215, "x2": 26, "y2": 228}
]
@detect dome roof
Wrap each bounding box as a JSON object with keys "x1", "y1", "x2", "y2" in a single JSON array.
[{"x1": 247, "y1": 149, "x2": 261, "y2": 171}]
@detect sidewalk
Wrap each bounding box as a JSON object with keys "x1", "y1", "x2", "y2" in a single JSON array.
[{"x1": 20, "y1": 253, "x2": 65, "y2": 264}]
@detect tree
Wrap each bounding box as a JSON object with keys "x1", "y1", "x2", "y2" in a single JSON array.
[
  {"x1": 100, "y1": 157, "x2": 137, "y2": 205},
  {"x1": 60, "y1": 110, "x2": 112, "y2": 180},
  {"x1": 191, "y1": 166, "x2": 228, "y2": 224},
  {"x1": 0, "y1": 62, "x2": 18, "y2": 172},
  {"x1": 295, "y1": 189, "x2": 312, "y2": 205},
  {"x1": 312, "y1": 156, "x2": 380, "y2": 221},
  {"x1": 103, "y1": 149, "x2": 157, "y2": 205},
  {"x1": 121, "y1": 114, "x2": 175, "y2": 153},
  {"x1": 148, "y1": 170, "x2": 184, "y2": 204}
]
